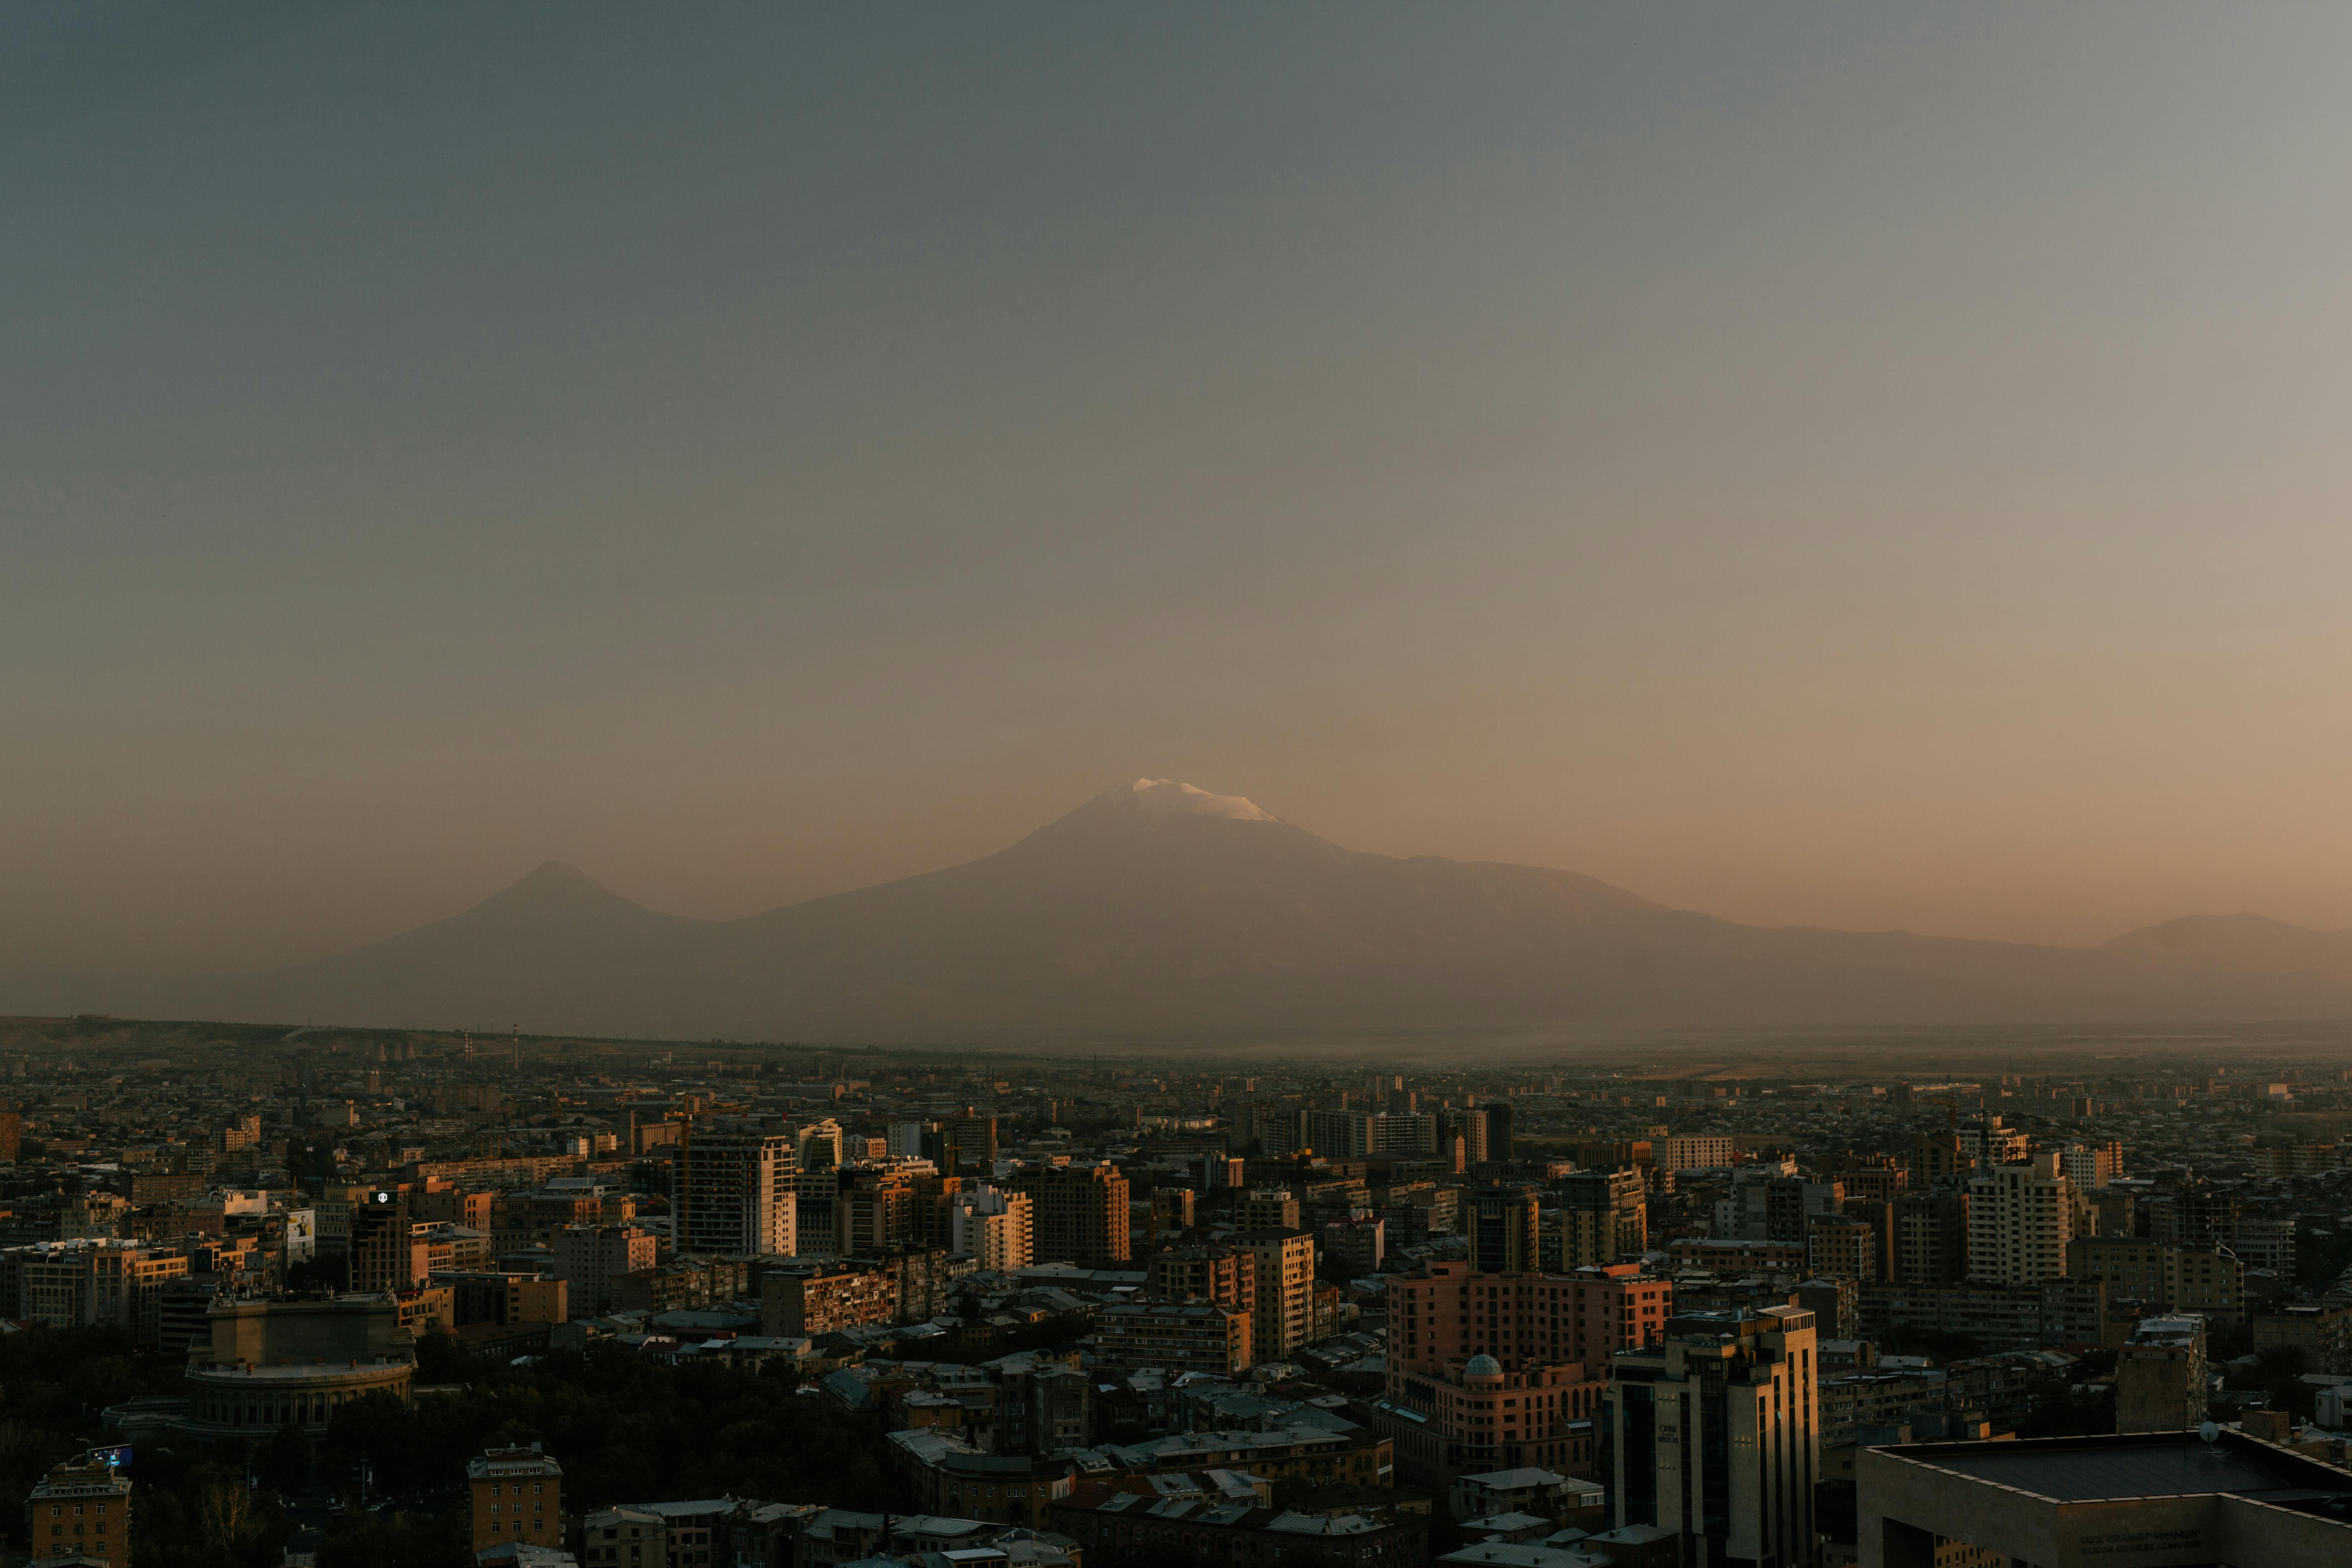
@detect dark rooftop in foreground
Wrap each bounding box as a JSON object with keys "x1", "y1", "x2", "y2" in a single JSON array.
[{"x1": 1884, "y1": 1429, "x2": 2352, "y2": 1510}]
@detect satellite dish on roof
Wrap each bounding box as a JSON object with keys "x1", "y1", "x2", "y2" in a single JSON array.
[{"x1": 2200, "y1": 1421, "x2": 2220, "y2": 1444}]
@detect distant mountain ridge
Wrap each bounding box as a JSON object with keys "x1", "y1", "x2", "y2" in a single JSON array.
[
  {"x1": 10, "y1": 777, "x2": 2352, "y2": 1039},
  {"x1": 2102, "y1": 912, "x2": 2352, "y2": 979}
]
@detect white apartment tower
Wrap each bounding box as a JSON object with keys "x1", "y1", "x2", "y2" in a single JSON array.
[
  {"x1": 949, "y1": 1186, "x2": 1034, "y2": 1271},
  {"x1": 1966, "y1": 1150, "x2": 2074, "y2": 1285}
]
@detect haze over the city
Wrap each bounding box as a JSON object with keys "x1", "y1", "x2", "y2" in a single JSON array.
[{"x1": 11, "y1": 3, "x2": 2352, "y2": 985}]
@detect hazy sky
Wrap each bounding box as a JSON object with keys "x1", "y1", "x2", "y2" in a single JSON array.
[{"x1": 9, "y1": 3, "x2": 2352, "y2": 975}]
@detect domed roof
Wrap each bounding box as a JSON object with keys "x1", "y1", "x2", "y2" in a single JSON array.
[{"x1": 1464, "y1": 1354, "x2": 1502, "y2": 1377}]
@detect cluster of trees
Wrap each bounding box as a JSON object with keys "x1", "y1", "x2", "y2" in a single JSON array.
[
  {"x1": 0, "y1": 1324, "x2": 291, "y2": 1568},
  {"x1": 321, "y1": 1338, "x2": 898, "y2": 1510},
  {"x1": 0, "y1": 1323, "x2": 904, "y2": 1568}
]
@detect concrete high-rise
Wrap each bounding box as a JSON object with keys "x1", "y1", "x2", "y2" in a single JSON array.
[
  {"x1": 1483, "y1": 1101, "x2": 1514, "y2": 1161},
  {"x1": 348, "y1": 1186, "x2": 418, "y2": 1292},
  {"x1": 1301, "y1": 1110, "x2": 1372, "y2": 1158},
  {"x1": 551, "y1": 1224, "x2": 658, "y2": 1315},
  {"x1": 941, "y1": 1115, "x2": 998, "y2": 1175},
  {"x1": 1019, "y1": 1162, "x2": 1130, "y2": 1265},
  {"x1": 1444, "y1": 1109, "x2": 1490, "y2": 1164},
  {"x1": 1236, "y1": 1189, "x2": 1300, "y2": 1230},
  {"x1": 1604, "y1": 1306, "x2": 1821, "y2": 1566},
  {"x1": 1240, "y1": 1229, "x2": 1315, "y2": 1358},
  {"x1": 794, "y1": 1119, "x2": 845, "y2": 1172},
  {"x1": 835, "y1": 1165, "x2": 916, "y2": 1255},
  {"x1": 1466, "y1": 1184, "x2": 1540, "y2": 1274},
  {"x1": 1965, "y1": 1152, "x2": 2073, "y2": 1285},
  {"x1": 2067, "y1": 1237, "x2": 2244, "y2": 1325},
  {"x1": 948, "y1": 1186, "x2": 1033, "y2": 1271},
  {"x1": 677, "y1": 1129, "x2": 797, "y2": 1258},
  {"x1": 1893, "y1": 1190, "x2": 1969, "y2": 1284},
  {"x1": 1555, "y1": 1168, "x2": 1646, "y2": 1267},
  {"x1": 1148, "y1": 1243, "x2": 1255, "y2": 1315}
]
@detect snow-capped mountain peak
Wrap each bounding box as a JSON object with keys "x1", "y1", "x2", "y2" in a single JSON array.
[{"x1": 1125, "y1": 777, "x2": 1279, "y2": 823}]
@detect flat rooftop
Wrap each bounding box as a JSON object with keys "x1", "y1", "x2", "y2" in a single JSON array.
[{"x1": 1885, "y1": 1431, "x2": 2352, "y2": 1507}]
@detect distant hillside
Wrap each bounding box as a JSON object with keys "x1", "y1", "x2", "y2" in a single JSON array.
[
  {"x1": 2103, "y1": 912, "x2": 2352, "y2": 980},
  {"x1": 11, "y1": 779, "x2": 2352, "y2": 1040}
]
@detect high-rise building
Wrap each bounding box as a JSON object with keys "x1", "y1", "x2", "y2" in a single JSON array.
[
  {"x1": 1806, "y1": 1215, "x2": 1882, "y2": 1281},
  {"x1": 1555, "y1": 1169, "x2": 1647, "y2": 1267},
  {"x1": 2117, "y1": 1315, "x2": 2208, "y2": 1434},
  {"x1": 1484, "y1": 1101, "x2": 1514, "y2": 1161},
  {"x1": 1958, "y1": 1119, "x2": 2030, "y2": 1168},
  {"x1": 2061, "y1": 1141, "x2": 2124, "y2": 1189},
  {"x1": 1604, "y1": 1307, "x2": 1820, "y2": 1565},
  {"x1": 1301, "y1": 1111, "x2": 1372, "y2": 1158},
  {"x1": 467, "y1": 1444, "x2": 562, "y2": 1554},
  {"x1": 1320, "y1": 1215, "x2": 1385, "y2": 1277},
  {"x1": 677, "y1": 1130, "x2": 797, "y2": 1258},
  {"x1": 1444, "y1": 1110, "x2": 1490, "y2": 1165},
  {"x1": 1020, "y1": 1162, "x2": 1130, "y2": 1265},
  {"x1": 349, "y1": 1186, "x2": 417, "y2": 1292},
  {"x1": 1824, "y1": 1152, "x2": 1908, "y2": 1206},
  {"x1": 1368, "y1": 1113, "x2": 1440, "y2": 1154},
  {"x1": 794, "y1": 1119, "x2": 845, "y2": 1173},
  {"x1": 942, "y1": 1115, "x2": 998, "y2": 1175},
  {"x1": 1656, "y1": 1135, "x2": 1736, "y2": 1172},
  {"x1": 795, "y1": 1166, "x2": 840, "y2": 1257},
  {"x1": 1911, "y1": 1131, "x2": 1974, "y2": 1182},
  {"x1": 1236, "y1": 1189, "x2": 1301, "y2": 1231},
  {"x1": 1836, "y1": 1197, "x2": 1898, "y2": 1282},
  {"x1": 1239, "y1": 1229, "x2": 1315, "y2": 1358},
  {"x1": 1466, "y1": 1184, "x2": 1540, "y2": 1274},
  {"x1": 1893, "y1": 1190, "x2": 1969, "y2": 1285},
  {"x1": 1148, "y1": 1244, "x2": 1254, "y2": 1313},
  {"x1": 835, "y1": 1166, "x2": 916, "y2": 1256},
  {"x1": 948, "y1": 1186, "x2": 1033, "y2": 1271},
  {"x1": 2066, "y1": 1237, "x2": 2244, "y2": 1325},
  {"x1": 909, "y1": 1173, "x2": 968, "y2": 1251},
  {"x1": 2253, "y1": 1303, "x2": 2352, "y2": 1376},
  {"x1": 1730, "y1": 1176, "x2": 1843, "y2": 1244},
  {"x1": 1965, "y1": 1153, "x2": 2073, "y2": 1285},
  {"x1": 551, "y1": 1224, "x2": 658, "y2": 1315},
  {"x1": 2230, "y1": 1216, "x2": 2296, "y2": 1279},
  {"x1": 1149, "y1": 1188, "x2": 1195, "y2": 1233}
]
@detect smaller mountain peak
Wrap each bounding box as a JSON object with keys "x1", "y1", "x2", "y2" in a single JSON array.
[{"x1": 1122, "y1": 778, "x2": 1279, "y2": 823}]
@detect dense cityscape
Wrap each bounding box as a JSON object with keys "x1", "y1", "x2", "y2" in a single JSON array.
[
  {"x1": 2, "y1": 1017, "x2": 2351, "y2": 1565},
  {"x1": 21, "y1": 2, "x2": 2352, "y2": 1565}
]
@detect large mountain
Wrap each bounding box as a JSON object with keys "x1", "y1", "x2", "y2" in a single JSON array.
[{"x1": 17, "y1": 779, "x2": 2352, "y2": 1039}]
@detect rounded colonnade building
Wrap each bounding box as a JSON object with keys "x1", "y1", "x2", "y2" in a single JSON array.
[{"x1": 177, "y1": 1292, "x2": 417, "y2": 1440}]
